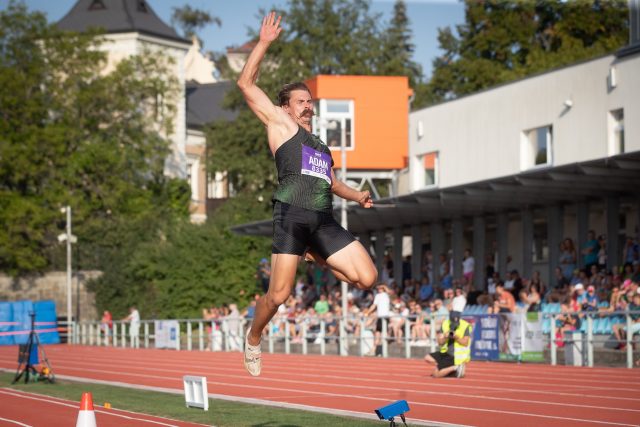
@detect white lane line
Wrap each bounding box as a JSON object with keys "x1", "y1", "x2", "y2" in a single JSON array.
[
  {"x1": 0, "y1": 389, "x2": 179, "y2": 427},
  {"x1": 0, "y1": 417, "x2": 32, "y2": 427},
  {"x1": 6, "y1": 366, "x2": 635, "y2": 426},
  {"x1": 15, "y1": 357, "x2": 640, "y2": 408},
  {"x1": 23, "y1": 352, "x2": 640, "y2": 388}
]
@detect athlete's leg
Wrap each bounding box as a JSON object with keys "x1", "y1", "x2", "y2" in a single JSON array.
[
  {"x1": 325, "y1": 241, "x2": 377, "y2": 290},
  {"x1": 247, "y1": 253, "x2": 299, "y2": 346}
]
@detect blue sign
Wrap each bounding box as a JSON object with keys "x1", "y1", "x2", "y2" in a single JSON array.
[{"x1": 471, "y1": 315, "x2": 500, "y2": 360}]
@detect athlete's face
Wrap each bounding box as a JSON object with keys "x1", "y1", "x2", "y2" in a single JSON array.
[{"x1": 283, "y1": 90, "x2": 314, "y2": 127}]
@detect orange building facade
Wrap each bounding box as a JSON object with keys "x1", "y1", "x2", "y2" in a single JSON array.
[{"x1": 305, "y1": 75, "x2": 413, "y2": 171}]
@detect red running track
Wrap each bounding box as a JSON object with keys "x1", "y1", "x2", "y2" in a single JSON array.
[
  {"x1": 1, "y1": 345, "x2": 639, "y2": 426},
  {"x1": 0, "y1": 387, "x2": 207, "y2": 427}
]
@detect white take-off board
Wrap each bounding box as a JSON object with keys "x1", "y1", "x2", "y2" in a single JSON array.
[{"x1": 183, "y1": 375, "x2": 209, "y2": 411}]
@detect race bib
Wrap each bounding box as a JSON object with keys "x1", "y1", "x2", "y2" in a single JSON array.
[{"x1": 301, "y1": 145, "x2": 332, "y2": 184}]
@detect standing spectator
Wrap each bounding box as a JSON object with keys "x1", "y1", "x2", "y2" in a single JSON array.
[
  {"x1": 597, "y1": 235, "x2": 607, "y2": 271},
  {"x1": 582, "y1": 230, "x2": 599, "y2": 271},
  {"x1": 364, "y1": 284, "x2": 391, "y2": 356},
  {"x1": 462, "y1": 249, "x2": 475, "y2": 286},
  {"x1": 123, "y1": 306, "x2": 140, "y2": 349},
  {"x1": 559, "y1": 238, "x2": 577, "y2": 280},
  {"x1": 623, "y1": 237, "x2": 640, "y2": 265},
  {"x1": 100, "y1": 310, "x2": 112, "y2": 345}
]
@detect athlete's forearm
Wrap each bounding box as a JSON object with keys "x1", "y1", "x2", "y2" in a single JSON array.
[
  {"x1": 237, "y1": 40, "x2": 271, "y2": 89},
  {"x1": 332, "y1": 180, "x2": 362, "y2": 203}
]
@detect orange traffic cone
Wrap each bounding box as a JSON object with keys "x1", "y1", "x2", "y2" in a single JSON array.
[{"x1": 76, "y1": 392, "x2": 97, "y2": 427}]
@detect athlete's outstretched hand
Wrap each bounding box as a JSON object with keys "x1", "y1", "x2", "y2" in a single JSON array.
[
  {"x1": 260, "y1": 12, "x2": 282, "y2": 43},
  {"x1": 358, "y1": 190, "x2": 373, "y2": 208}
]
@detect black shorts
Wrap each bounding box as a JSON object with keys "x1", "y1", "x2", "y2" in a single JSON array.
[
  {"x1": 430, "y1": 351, "x2": 455, "y2": 371},
  {"x1": 272, "y1": 201, "x2": 355, "y2": 260},
  {"x1": 375, "y1": 318, "x2": 388, "y2": 332}
]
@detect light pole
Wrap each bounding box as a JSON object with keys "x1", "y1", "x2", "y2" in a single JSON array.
[
  {"x1": 58, "y1": 206, "x2": 77, "y2": 343},
  {"x1": 339, "y1": 122, "x2": 348, "y2": 356}
]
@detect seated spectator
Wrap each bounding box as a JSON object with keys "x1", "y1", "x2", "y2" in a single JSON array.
[
  {"x1": 314, "y1": 293, "x2": 330, "y2": 315},
  {"x1": 432, "y1": 298, "x2": 449, "y2": 331},
  {"x1": 409, "y1": 300, "x2": 428, "y2": 343},
  {"x1": 521, "y1": 283, "x2": 542, "y2": 312},
  {"x1": 579, "y1": 285, "x2": 599, "y2": 312},
  {"x1": 418, "y1": 277, "x2": 434, "y2": 304},
  {"x1": 555, "y1": 298, "x2": 581, "y2": 347},
  {"x1": 450, "y1": 287, "x2": 467, "y2": 313},
  {"x1": 489, "y1": 282, "x2": 516, "y2": 314},
  {"x1": 389, "y1": 300, "x2": 409, "y2": 344},
  {"x1": 613, "y1": 292, "x2": 640, "y2": 350},
  {"x1": 442, "y1": 288, "x2": 454, "y2": 309}
]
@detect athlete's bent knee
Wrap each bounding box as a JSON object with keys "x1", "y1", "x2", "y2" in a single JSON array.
[
  {"x1": 357, "y1": 269, "x2": 377, "y2": 290},
  {"x1": 265, "y1": 290, "x2": 289, "y2": 308}
]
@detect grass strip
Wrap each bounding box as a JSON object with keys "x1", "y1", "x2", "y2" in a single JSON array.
[{"x1": 1, "y1": 372, "x2": 381, "y2": 426}]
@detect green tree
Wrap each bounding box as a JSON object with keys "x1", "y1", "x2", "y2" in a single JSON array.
[
  {"x1": 423, "y1": 0, "x2": 628, "y2": 106},
  {"x1": 0, "y1": 2, "x2": 187, "y2": 278},
  {"x1": 170, "y1": 5, "x2": 221, "y2": 44},
  {"x1": 379, "y1": 0, "x2": 426, "y2": 106}
]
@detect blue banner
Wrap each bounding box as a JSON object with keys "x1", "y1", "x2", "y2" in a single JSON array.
[{"x1": 471, "y1": 314, "x2": 500, "y2": 360}]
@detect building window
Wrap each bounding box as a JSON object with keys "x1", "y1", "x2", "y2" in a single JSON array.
[
  {"x1": 313, "y1": 99, "x2": 354, "y2": 149},
  {"x1": 421, "y1": 152, "x2": 438, "y2": 187},
  {"x1": 521, "y1": 125, "x2": 552, "y2": 170},
  {"x1": 608, "y1": 109, "x2": 624, "y2": 155}
]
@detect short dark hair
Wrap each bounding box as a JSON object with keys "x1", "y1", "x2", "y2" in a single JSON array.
[{"x1": 277, "y1": 82, "x2": 311, "y2": 106}]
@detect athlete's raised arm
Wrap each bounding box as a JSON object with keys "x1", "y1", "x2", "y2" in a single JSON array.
[{"x1": 237, "y1": 12, "x2": 283, "y2": 125}]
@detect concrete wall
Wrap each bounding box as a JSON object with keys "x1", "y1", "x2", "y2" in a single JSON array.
[
  {"x1": 409, "y1": 53, "x2": 640, "y2": 192},
  {"x1": 0, "y1": 271, "x2": 101, "y2": 321}
]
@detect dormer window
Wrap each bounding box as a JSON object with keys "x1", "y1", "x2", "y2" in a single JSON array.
[{"x1": 88, "y1": 0, "x2": 105, "y2": 11}]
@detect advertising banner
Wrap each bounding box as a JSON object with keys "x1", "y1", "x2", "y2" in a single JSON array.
[
  {"x1": 471, "y1": 315, "x2": 500, "y2": 360},
  {"x1": 155, "y1": 320, "x2": 179, "y2": 350}
]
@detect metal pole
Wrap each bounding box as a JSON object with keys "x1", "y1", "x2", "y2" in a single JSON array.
[
  {"x1": 65, "y1": 206, "x2": 72, "y2": 343},
  {"x1": 340, "y1": 124, "x2": 348, "y2": 357},
  {"x1": 550, "y1": 314, "x2": 557, "y2": 366}
]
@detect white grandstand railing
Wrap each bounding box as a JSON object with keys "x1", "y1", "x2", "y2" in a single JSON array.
[{"x1": 70, "y1": 310, "x2": 640, "y2": 368}]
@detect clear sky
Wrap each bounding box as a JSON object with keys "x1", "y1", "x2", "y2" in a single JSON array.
[{"x1": 3, "y1": 0, "x2": 465, "y2": 78}]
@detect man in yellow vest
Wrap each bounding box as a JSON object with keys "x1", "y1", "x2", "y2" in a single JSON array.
[{"x1": 424, "y1": 311, "x2": 471, "y2": 378}]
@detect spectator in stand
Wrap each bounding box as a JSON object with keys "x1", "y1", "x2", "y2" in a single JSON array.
[
  {"x1": 504, "y1": 270, "x2": 523, "y2": 300},
  {"x1": 570, "y1": 269, "x2": 583, "y2": 286},
  {"x1": 389, "y1": 300, "x2": 409, "y2": 344},
  {"x1": 314, "y1": 293, "x2": 330, "y2": 315},
  {"x1": 623, "y1": 237, "x2": 640, "y2": 265},
  {"x1": 612, "y1": 292, "x2": 640, "y2": 350},
  {"x1": 553, "y1": 266, "x2": 570, "y2": 292},
  {"x1": 401, "y1": 278, "x2": 417, "y2": 302},
  {"x1": 438, "y1": 253, "x2": 448, "y2": 283},
  {"x1": 599, "y1": 285, "x2": 623, "y2": 315},
  {"x1": 559, "y1": 238, "x2": 577, "y2": 281},
  {"x1": 487, "y1": 271, "x2": 500, "y2": 296},
  {"x1": 489, "y1": 282, "x2": 516, "y2": 313},
  {"x1": 462, "y1": 249, "x2": 475, "y2": 286},
  {"x1": 582, "y1": 230, "x2": 600, "y2": 272},
  {"x1": 530, "y1": 270, "x2": 546, "y2": 299},
  {"x1": 432, "y1": 298, "x2": 449, "y2": 331},
  {"x1": 409, "y1": 300, "x2": 428, "y2": 343},
  {"x1": 363, "y1": 284, "x2": 391, "y2": 356},
  {"x1": 451, "y1": 287, "x2": 467, "y2": 313},
  {"x1": 522, "y1": 283, "x2": 542, "y2": 312},
  {"x1": 100, "y1": 310, "x2": 112, "y2": 345},
  {"x1": 418, "y1": 276, "x2": 434, "y2": 304},
  {"x1": 597, "y1": 235, "x2": 607, "y2": 271},
  {"x1": 442, "y1": 288, "x2": 454, "y2": 309},
  {"x1": 577, "y1": 284, "x2": 598, "y2": 312},
  {"x1": 555, "y1": 297, "x2": 581, "y2": 348}
]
